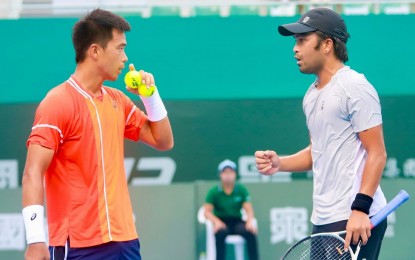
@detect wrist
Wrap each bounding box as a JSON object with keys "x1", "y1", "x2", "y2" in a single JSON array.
[
  {"x1": 140, "y1": 89, "x2": 167, "y2": 122},
  {"x1": 213, "y1": 217, "x2": 223, "y2": 224},
  {"x1": 277, "y1": 157, "x2": 284, "y2": 172},
  {"x1": 22, "y1": 205, "x2": 46, "y2": 244},
  {"x1": 351, "y1": 193, "x2": 373, "y2": 215}
]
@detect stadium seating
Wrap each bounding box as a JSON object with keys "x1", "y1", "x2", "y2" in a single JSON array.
[
  {"x1": 0, "y1": 0, "x2": 23, "y2": 18},
  {"x1": 0, "y1": 0, "x2": 413, "y2": 18}
]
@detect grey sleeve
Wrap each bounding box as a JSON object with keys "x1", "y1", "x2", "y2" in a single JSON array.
[{"x1": 346, "y1": 80, "x2": 383, "y2": 133}]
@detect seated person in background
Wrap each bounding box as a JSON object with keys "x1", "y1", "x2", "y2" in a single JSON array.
[{"x1": 204, "y1": 159, "x2": 259, "y2": 260}]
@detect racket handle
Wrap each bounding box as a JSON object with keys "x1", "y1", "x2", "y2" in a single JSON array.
[{"x1": 370, "y1": 190, "x2": 410, "y2": 228}]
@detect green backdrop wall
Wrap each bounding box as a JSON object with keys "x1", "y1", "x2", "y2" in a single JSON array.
[
  {"x1": 0, "y1": 96, "x2": 414, "y2": 186},
  {"x1": 0, "y1": 15, "x2": 414, "y2": 103},
  {"x1": 0, "y1": 13, "x2": 414, "y2": 260}
]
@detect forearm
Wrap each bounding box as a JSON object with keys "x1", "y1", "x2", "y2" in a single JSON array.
[
  {"x1": 22, "y1": 169, "x2": 45, "y2": 207},
  {"x1": 138, "y1": 87, "x2": 174, "y2": 150},
  {"x1": 22, "y1": 165, "x2": 47, "y2": 245},
  {"x1": 245, "y1": 207, "x2": 255, "y2": 222},
  {"x1": 359, "y1": 151, "x2": 386, "y2": 197},
  {"x1": 279, "y1": 145, "x2": 313, "y2": 172},
  {"x1": 21, "y1": 145, "x2": 53, "y2": 245},
  {"x1": 205, "y1": 210, "x2": 221, "y2": 223},
  {"x1": 147, "y1": 117, "x2": 174, "y2": 150}
]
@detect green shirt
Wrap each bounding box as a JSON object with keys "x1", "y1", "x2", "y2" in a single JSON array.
[{"x1": 205, "y1": 183, "x2": 251, "y2": 219}]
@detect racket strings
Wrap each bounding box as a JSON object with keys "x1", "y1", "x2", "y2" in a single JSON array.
[{"x1": 282, "y1": 235, "x2": 352, "y2": 260}]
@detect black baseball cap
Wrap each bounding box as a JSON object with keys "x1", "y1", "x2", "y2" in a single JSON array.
[{"x1": 278, "y1": 8, "x2": 349, "y2": 43}]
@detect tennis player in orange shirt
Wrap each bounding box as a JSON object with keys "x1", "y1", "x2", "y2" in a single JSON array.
[{"x1": 22, "y1": 9, "x2": 173, "y2": 260}]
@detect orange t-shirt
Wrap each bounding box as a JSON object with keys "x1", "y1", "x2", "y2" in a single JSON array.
[{"x1": 27, "y1": 77, "x2": 148, "y2": 248}]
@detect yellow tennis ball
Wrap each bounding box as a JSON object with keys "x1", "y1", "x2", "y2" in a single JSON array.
[
  {"x1": 124, "y1": 70, "x2": 142, "y2": 89},
  {"x1": 138, "y1": 85, "x2": 155, "y2": 97}
]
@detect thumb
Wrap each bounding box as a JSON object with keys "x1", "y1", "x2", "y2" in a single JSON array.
[{"x1": 129, "y1": 63, "x2": 136, "y2": 71}]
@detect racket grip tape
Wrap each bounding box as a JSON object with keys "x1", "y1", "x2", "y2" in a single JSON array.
[{"x1": 370, "y1": 190, "x2": 410, "y2": 228}]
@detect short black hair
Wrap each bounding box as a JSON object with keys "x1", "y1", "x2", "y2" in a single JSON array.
[
  {"x1": 315, "y1": 31, "x2": 349, "y2": 63},
  {"x1": 72, "y1": 9, "x2": 131, "y2": 63}
]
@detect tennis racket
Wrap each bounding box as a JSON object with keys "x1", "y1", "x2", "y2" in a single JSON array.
[{"x1": 280, "y1": 190, "x2": 410, "y2": 260}]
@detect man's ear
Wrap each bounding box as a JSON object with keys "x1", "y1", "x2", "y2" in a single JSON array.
[
  {"x1": 323, "y1": 38, "x2": 334, "y2": 54},
  {"x1": 88, "y1": 43, "x2": 100, "y2": 60}
]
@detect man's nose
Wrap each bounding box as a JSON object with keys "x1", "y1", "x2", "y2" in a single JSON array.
[{"x1": 293, "y1": 43, "x2": 299, "y2": 54}]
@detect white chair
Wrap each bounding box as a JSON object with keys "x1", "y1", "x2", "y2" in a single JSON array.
[{"x1": 198, "y1": 207, "x2": 258, "y2": 260}]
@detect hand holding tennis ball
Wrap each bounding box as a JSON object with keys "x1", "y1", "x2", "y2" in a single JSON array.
[
  {"x1": 124, "y1": 64, "x2": 156, "y2": 97},
  {"x1": 124, "y1": 68, "x2": 141, "y2": 89}
]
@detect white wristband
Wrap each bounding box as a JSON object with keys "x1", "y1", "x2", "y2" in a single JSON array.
[
  {"x1": 140, "y1": 88, "x2": 167, "y2": 122},
  {"x1": 22, "y1": 205, "x2": 46, "y2": 244}
]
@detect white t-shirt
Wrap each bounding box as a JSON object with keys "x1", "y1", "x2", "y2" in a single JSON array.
[{"x1": 303, "y1": 66, "x2": 387, "y2": 225}]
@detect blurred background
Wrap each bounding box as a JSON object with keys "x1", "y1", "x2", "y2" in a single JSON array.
[{"x1": 0, "y1": 0, "x2": 414, "y2": 259}]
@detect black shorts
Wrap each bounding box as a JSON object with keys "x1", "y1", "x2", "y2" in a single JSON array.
[{"x1": 49, "y1": 239, "x2": 141, "y2": 260}]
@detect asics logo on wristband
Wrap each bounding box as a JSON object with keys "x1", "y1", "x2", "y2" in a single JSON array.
[{"x1": 23, "y1": 205, "x2": 46, "y2": 244}]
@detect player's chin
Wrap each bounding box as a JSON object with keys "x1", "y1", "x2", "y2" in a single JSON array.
[
  {"x1": 298, "y1": 66, "x2": 313, "y2": 74},
  {"x1": 108, "y1": 73, "x2": 120, "y2": 81}
]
